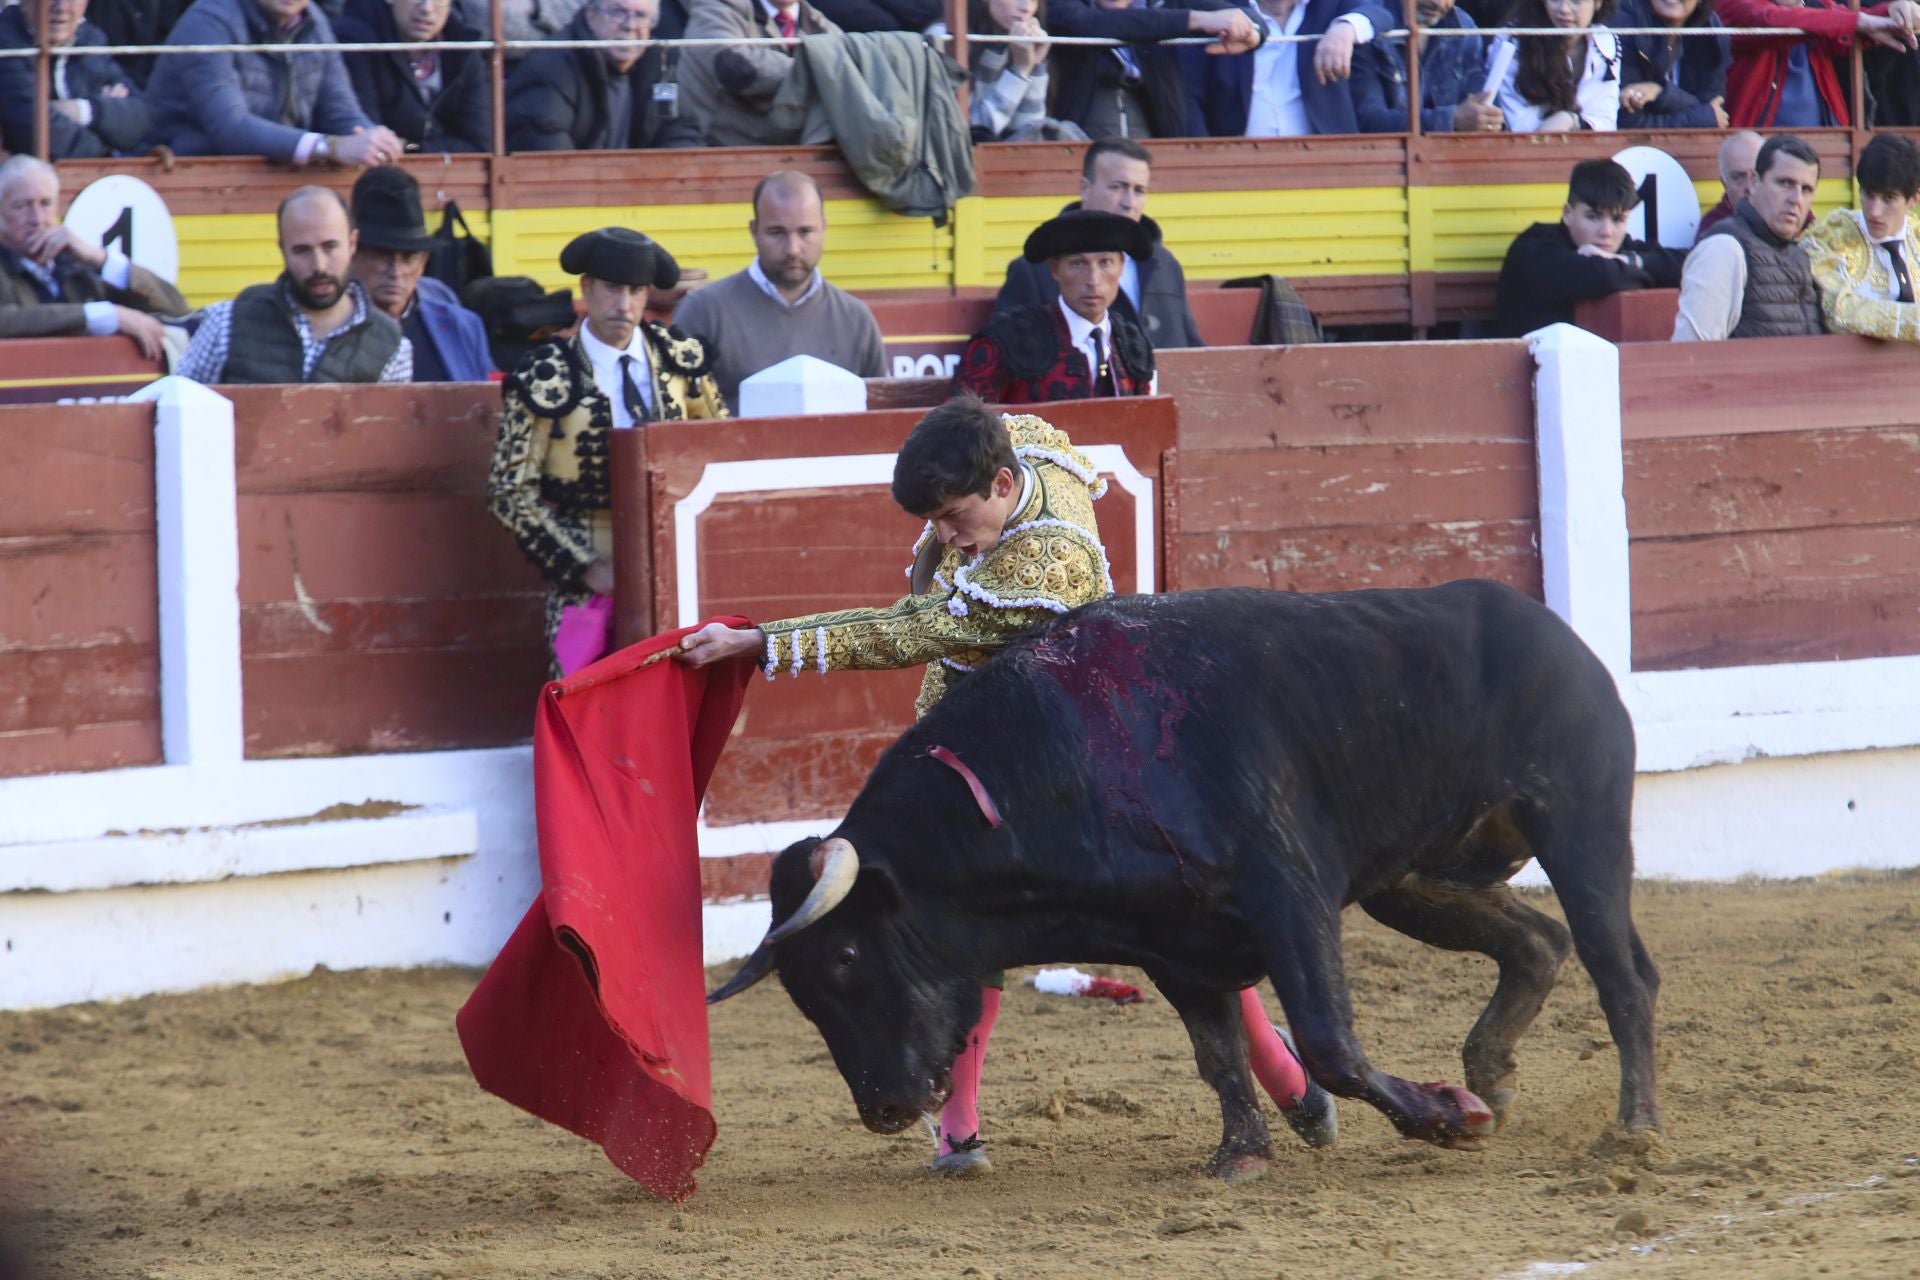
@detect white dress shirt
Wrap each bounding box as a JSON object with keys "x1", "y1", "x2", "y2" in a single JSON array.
[
  {"x1": 1246, "y1": 4, "x2": 1374, "y2": 138},
  {"x1": 1056, "y1": 294, "x2": 1114, "y2": 384},
  {"x1": 578, "y1": 319, "x2": 654, "y2": 427},
  {"x1": 1857, "y1": 210, "x2": 1912, "y2": 302},
  {"x1": 747, "y1": 257, "x2": 824, "y2": 308}
]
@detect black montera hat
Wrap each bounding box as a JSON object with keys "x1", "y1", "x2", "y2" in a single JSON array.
[
  {"x1": 559, "y1": 227, "x2": 681, "y2": 290},
  {"x1": 1022, "y1": 209, "x2": 1155, "y2": 264}
]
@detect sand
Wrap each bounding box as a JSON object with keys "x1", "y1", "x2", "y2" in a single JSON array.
[{"x1": 3, "y1": 872, "x2": 1917, "y2": 1280}]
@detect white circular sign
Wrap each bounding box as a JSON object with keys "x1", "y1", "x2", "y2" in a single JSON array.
[
  {"x1": 63, "y1": 174, "x2": 179, "y2": 285},
  {"x1": 1611, "y1": 145, "x2": 1700, "y2": 252}
]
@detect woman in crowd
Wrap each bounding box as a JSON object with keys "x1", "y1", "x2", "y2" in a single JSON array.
[
  {"x1": 1490, "y1": 0, "x2": 1621, "y2": 131},
  {"x1": 1616, "y1": 0, "x2": 1731, "y2": 127},
  {"x1": 1716, "y1": 0, "x2": 1919, "y2": 128},
  {"x1": 966, "y1": 0, "x2": 1089, "y2": 141}
]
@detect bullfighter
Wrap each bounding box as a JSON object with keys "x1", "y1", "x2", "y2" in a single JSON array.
[
  {"x1": 488, "y1": 227, "x2": 727, "y2": 672},
  {"x1": 954, "y1": 209, "x2": 1156, "y2": 404},
  {"x1": 678, "y1": 395, "x2": 1333, "y2": 1175}
]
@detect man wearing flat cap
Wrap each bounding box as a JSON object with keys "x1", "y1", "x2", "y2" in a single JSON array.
[
  {"x1": 349, "y1": 167, "x2": 493, "y2": 382},
  {"x1": 955, "y1": 209, "x2": 1156, "y2": 405},
  {"x1": 488, "y1": 226, "x2": 727, "y2": 672}
]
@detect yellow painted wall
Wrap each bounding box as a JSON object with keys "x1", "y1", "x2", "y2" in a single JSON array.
[{"x1": 167, "y1": 179, "x2": 1862, "y2": 309}]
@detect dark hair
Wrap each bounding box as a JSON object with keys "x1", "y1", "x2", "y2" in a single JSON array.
[
  {"x1": 1082, "y1": 137, "x2": 1152, "y2": 180},
  {"x1": 1856, "y1": 133, "x2": 1920, "y2": 200},
  {"x1": 1566, "y1": 158, "x2": 1639, "y2": 214},
  {"x1": 1506, "y1": 0, "x2": 1617, "y2": 118},
  {"x1": 751, "y1": 170, "x2": 822, "y2": 221},
  {"x1": 890, "y1": 394, "x2": 1018, "y2": 515},
  {"x1": 966, "y1": 0, "x2": 1048, "y2": 33},
  {"x1": 276, "y1": 185, "x2": 352, "y2": 234},
  {"x1": 1756, "y1": 134, "x2": 1821, "y2": 182}
]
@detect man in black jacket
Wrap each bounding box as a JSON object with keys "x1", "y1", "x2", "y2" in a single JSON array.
[
  {"x1": 505, "y1": 0, "x2": 702, "y2": 150},
  {"x1": 1494, "y1": 158, "x2": 1684, "y2": 338},
  {"x1": 338, "y1": 0, "x2": 492, "y2": 153},
  {"x1": 993, "y1": 138, "x2": 1205, "y2": 349},
  {"x1": 810, "y1": 0, "x2": 939, "y2": 29},
  {"x1": 0, "y1": 0, "x2": 150, "y2": 159},
  {"x1": 1047, "y1": 0, "x2": 1258, "y2": 139}
]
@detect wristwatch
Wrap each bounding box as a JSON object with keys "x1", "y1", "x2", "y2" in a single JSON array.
[{"x1": 314, "y1": 135, "x2": 332, "y2": 164}]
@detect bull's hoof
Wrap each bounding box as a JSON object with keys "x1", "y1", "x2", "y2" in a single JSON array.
[
  {"x1": 929, "y1": 1148, "x2": 992, "y2": 1177},
  {"x1": 1204, "y1": 1150, "x2": 1270, "y2": 1185},
  {"x1": 1407, "y1": 1082, "x2": 1497, "y2": 1150}
]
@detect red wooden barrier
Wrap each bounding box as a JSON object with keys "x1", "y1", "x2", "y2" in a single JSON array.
[{"x1": 0, "y1": 336, "x2": 165, "y2": 406}]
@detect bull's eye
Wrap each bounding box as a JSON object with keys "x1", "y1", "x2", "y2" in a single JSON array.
[{"x1": 835, "y1": 945, "x2": 858, "y2": 969}]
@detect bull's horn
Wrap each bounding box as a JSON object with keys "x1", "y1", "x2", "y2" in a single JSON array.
[
  {"x1": 706, "y1": 942, "x2": 776, "y2": 1004},
  {"x1": 764, "y1": 837, "x2": 859, "y2": 945}
]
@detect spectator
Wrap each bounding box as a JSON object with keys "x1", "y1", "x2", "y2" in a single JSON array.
[
  {"x1": 1673, "y1": 133, "x2": 1825, "y2": 341},
  {"x1": 145, "y1": 0, "x2": 406, "y2": 164},
  {"x1": 1696, "y1": 128, "x2": 1762, "y2": 239},
  {"x1": 1717, "y1": 0, "x2": 1918, "y2": 129},
  {"x1": 479, "y1": 0, "x2": 692, "y2": 44},
  {"x1": 993, "y1": 138, "x2": 1203, "y2": 349},
  {"x1": 1180, "y1": 0, "x2": 1391, "y2": 137},
  {"x1": 0, "y1": 0, "x2": 151, "y2": 159},
  {"x1": 1488, "y1": 0, "x2": 1620, "y2": 132},
  {"x1": 0, "y1": 155, "x2": 185, "y2": 360},
  {"x1": 1806, "y1": 132, "x2": 1920, "y2": 342},
  {"x1": 505, "y1": 0, "x2": 701, "y2": 149},
  {"x1": 86, "y1": 0, "x2": 189, "y2": 88},
  {"x1": 348, "y1": 167, "x2": 493, "y2": 380},
  {"x1": 1350, "y1": 0, "x2": 1504, "y2": 133},
  {"x1": 178, "y1": 186, "x2": 413, "y2": 382},
  {"x1": 811, "y1": 0, "x2": 940, "y2": 29},
  {"x1": 966, "y1": 0, "x2": 1088, "y2": 141},
  {"x1": 337, "y1": 0, "x2": 492, "y2": 153},
  {"x1": 1494, "y1": 158, "x2": 1682, "y2": 336},
  {"x1": 957, "y1": 209, "x2": 1155, "y2": 403},
  {"x1": 671, "y1": 171, "x2": 886, "y2": 412},
  {"x1": 488, "y1": 227, "x2": 726, "y2": 672},
  {"x1": 1048, "y1": 0, "x2": 1259, "y2": 139},
  {"x1": 1616, "y1": 0, "x2": 1729, "y2": 128},
  {"x1": 677, "y1": 0, "x2": 844, "y2": 147}
]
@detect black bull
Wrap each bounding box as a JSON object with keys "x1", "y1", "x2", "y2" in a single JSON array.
[{"x1": 710, "y1": 581, "x2": 1660, "y2": 1179}]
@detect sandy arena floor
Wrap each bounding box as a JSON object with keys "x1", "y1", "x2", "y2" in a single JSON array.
[{"x1": 3, "y1": 872, "x2": 1917, "y2": 1280}]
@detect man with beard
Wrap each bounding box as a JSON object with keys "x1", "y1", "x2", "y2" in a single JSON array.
[
  {"x1": 670, "y1": 170, "x2": 886, "y2": 412},
  {"x1": 956, "y1": 208, "x2": 1155, "y2": 404},
  {"x1": 993, "y1": 139, "x2": 1204, "y2": 350},
  {"x1": 178, "y1": 186, "x2": 412, "y2": 384}
]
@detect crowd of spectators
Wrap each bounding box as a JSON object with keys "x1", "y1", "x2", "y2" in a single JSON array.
[{"x1": 7, "y1": 0, "x2": 1920, "y2": 163}]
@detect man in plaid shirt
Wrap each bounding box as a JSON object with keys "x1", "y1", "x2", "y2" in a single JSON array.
[{"x1": 178, "y1": 185, "x2": 412, "y2": 385}]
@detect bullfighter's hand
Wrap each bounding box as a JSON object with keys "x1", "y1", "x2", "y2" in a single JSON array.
[
  {"x1": 677, "y1": 622, "x2": 767, "y2": 667},
  {"x1": 583, "y1": 558, "x2": 615, "y2": 596}
]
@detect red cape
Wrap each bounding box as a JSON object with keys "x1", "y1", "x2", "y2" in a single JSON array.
[{"x1": 456, "y1": 620, "x2": 753, "y2": 1203}]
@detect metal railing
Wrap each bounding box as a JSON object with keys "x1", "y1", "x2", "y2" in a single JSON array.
[{"x1": 10, "y1": 0, "x2": 1857, "y2": 163}]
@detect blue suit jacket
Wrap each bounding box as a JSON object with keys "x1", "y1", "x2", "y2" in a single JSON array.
[
  {"x1": 414, "y1": 277, "x2": 495, "y2": 383},
  {"x1": 1181, "y1": 0, "x2": 1397, "y2": 137}
]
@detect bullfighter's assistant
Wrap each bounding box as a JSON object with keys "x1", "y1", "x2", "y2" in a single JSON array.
[{"x1": 678, "y1": 395, "x2": 1335, "y2": 1173}]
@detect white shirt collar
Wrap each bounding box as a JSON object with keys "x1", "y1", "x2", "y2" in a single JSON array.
[
  {"x1": 747, "y1": 257, "x2": 824, "y2": 308},
  {"x1": 578, "y1": 318, "x2": 653, "y2": 426},
  {"x1": 1056, "y1": 294, "x2": 1112, "y2": 382}
]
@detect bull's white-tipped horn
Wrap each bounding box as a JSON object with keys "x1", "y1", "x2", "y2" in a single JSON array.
[{"x1": 764, "y1": 837, "x2": 859, "y2": 944}]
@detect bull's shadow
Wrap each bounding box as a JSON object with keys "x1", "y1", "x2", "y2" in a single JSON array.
[{"x1": 711, "y1": 580, "x2": 1659, "y2": 1183}]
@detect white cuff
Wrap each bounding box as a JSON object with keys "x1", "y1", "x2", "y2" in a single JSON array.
[
  {"x1": 101, "y1": 250, "x2": 132, "y2": 291},
  {"x1": 1335, "y1": 13, "x2": 1374, "y2": 42},
  {"x1": 82, "y1": 299, "x2": 118, "y2": 337},
  {"x1": 70, "y1": 97, "x2": 95, "y2": 126},
  {"x1": 293, "y1": 131, "x2": 323, "y2": 166}
]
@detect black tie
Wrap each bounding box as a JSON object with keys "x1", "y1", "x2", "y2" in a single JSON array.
[
  {"x1": 1088, "y1": 328, "x2": 1113, "y2": 396},
  {"x1": 618, "y1": 354, "x2": 647, "y2": 424},
  {"x1": 1885, "y1": 240, "x2": 1915, "y2": 305}
]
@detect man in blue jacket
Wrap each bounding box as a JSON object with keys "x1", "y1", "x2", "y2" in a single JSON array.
[
  {"x1": 0, "y1": 0, "x2": 151, "y2": 159},
  {"x1": 349, "y1": 167, "x2": 494, "y2": 382},
  {"x1": 1181, "y1": 0, "x2": 1397, "y2": 136},
  {"x1": 1350, "y1": 0, "x2": 1506, "y2": 133},
  {"x1": 144, "y1": 0, "x2": 405, "y2": 165}
]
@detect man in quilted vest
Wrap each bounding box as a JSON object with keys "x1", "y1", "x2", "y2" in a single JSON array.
[
  {"x1": 678, "y1": 395, "x2": 1335, "y2": 1177},
  {"x1": 176, "y1": 186, "x2": 412, "y2": 384},
  {"x1": 1674, "y1": 133, "x2": 1827, "y2": 341}
]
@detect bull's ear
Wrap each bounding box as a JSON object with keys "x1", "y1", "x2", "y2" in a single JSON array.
[{"x1": 856, "y1": 863, "x2": 902, "y2": 912}]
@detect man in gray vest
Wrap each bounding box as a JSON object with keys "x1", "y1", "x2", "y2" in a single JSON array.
[
  {"x1": 1674, "y1": 134, "x2": 1827, "y2": 342},
  {"x1": 178, "y1": 186, "x2": 412, "y2": 384}
]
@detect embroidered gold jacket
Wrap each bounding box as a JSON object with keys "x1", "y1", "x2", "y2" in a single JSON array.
[
  {"x1": 488, "y1": 322, "x2": 727, "y2": 592},
  {"x1": 761, "y1": 415, "x2": 1113, "y2": 718},
  {"x1": 1806, "y1": 209, "x2": 1920, "y2": 344}
]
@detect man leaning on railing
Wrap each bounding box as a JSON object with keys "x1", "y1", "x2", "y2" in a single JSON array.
[
  {"x1": 0, "y1": 0, "x2": 152, "y2": 159},
  {"x1": 337, "y1": 0, "x2": 493, "y2": 153},
  {"x1": 142, "y1": 0, "x2": 406, "y2": 164}
]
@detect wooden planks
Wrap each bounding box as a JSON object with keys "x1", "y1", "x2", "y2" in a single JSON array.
[{"x1": 224, "y1": 384, "x2": 551, "y2": 758}]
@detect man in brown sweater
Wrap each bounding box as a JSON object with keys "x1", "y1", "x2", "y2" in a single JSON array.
[
  {"x1": 670, "y1": 170, "x2": 886, "y2": 412},
  {"x1": 0, "y1": 154, "x2": 186, "y2": 359}
]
